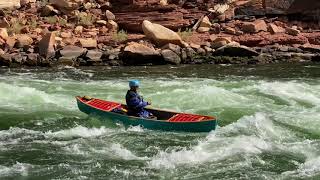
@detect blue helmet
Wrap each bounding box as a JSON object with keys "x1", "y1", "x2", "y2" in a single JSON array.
[{"x1": 129, "y1": 80, "x2": 140, "y2": 87}]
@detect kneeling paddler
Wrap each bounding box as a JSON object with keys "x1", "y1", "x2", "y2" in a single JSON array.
[{"x1": 125, "y1": 80, "x2": 154, "y2": 119}]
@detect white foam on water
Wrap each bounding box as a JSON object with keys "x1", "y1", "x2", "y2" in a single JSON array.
[
  {"x1": 0, "y1": 162, "x2": 33, "y2": 177},
  {"x1": 127, "y1": 125, "x2": 145, "y2": 132},
  {"x1": 0, "y1": 82, "x2": 76, "y2": 111},
  {"x1": 282, "y1": 156, "x2": 320, "y2": 178},
  {"x1": 111, "y1": 165, "x2": 148, "y2": 178},
  {"x1": 148, "y1": 113, "x2": 275, "y2": 169},
  {"x1": 256, "y1": 81, "x2": 320, "y2": 107},
  {"x1": 146, "y1": 80, "x2": 254, "y2": 112},
  {"x1": 45, "y1": 126, "x2": 113, "y2": 139},
  {"x1": 0, "y1": 127, "x2": 42, "y2": 145},
  {"x1": 109, "y1": 143, "x2": 148, "y2": 160}
]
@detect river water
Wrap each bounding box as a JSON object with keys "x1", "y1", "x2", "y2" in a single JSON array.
[{"x1": 0, "y1": 63, "x2": 320, "y2": 179}]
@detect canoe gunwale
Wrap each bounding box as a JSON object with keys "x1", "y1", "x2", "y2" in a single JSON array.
[{"x1": 76, "y1": 96, "x2": 217, "y2": 123}]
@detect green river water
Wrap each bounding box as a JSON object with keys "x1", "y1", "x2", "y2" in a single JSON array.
[{"x1": 0, "y1": 63, "x2": 320, "y2": 179}]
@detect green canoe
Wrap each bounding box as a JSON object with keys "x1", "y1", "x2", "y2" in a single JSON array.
[{"x1": 76, "y1": 96, "x2": 217, "y2": 132}]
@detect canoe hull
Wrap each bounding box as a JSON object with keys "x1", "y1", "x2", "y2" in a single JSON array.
[{"x1": 77, "y1": 98, "x2": 217, "y2": 132}]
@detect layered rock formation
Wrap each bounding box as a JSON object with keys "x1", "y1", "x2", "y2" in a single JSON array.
[
  {"x1": 0, "y1": 0, "x2": 319, "y2": 67},
  {"x1": 236, "y1": 0, "x2": 320, "y2": 21}
]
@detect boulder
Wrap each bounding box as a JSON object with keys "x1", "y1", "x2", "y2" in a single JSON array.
[
  {"x1": 11, "y1": 53, "x2": 23, "y2": 64},
  {"x1": 96, "y1": 20, "x2": 107, "y2": 25},
  {"x1": 0, "y1": 0, "x2": 20, "y2": 9},
  {"x1": 161, "y1": 49, "x2": 181, "y2": 65},
  {"x1": 242, "y1": 20, "x2": 268, "y2": 33},
  {"x1": 41, "y1": 5, "x2": 59, "y2": 16},
  {"x1": 60, "y1": 31, "x2": 72, "y2": 38},
  {"x1": 79, "y1": 38, "x2": 97, "y2": 48},
  {"x1": 204, "y1": 46, "x2": 213, "y2": 54},
  {"x1": 0, "y1": 28, "x2": 8, "y2": 40},
  {"x1": 211, "y1": 40, "x2": 228, "y2": 49},
  {"x1": 123, "y1": 42, "x2": 162, "y2": 65},
  {"x1": 159, "y1": 0, "x2": 168, "y2": 6},
  {"x1": 106, "y1": 20, "x2": 118, "y2": 32},
  {"x1": 199, "y1": 16, "x2": 211, "y2": 28},
  {"x1": 209, "y1": 4, "x2": 230, "y2": 15},
  {"x1": 197, "y1": 27, "x2": 210, "y2": 33},
  {"x1": 286, "y1": 27, "x2": 300, "y2": 36},
  {"x1": 236, "y1": 30, "x2": 244, "y2": 35},
  {"x1": 16, "y1": 35, "x2": 33, "y2": 48},
  {"x1": 74, "y1": 26, "x2": 83, "y2": 34},
  {"x1": 105, "y1": 10, "x2": 115, "y2": 20},
  {"x1": 211, "y1": 36, "x2": 232, "y2": 44},
  {"x1": 5, "y1": 37, "x2": 16, "y2": 50},
  {"x1": 0, "y1": 54, "x2": 12, "y2": 66},
  {"x1": 49, "y1": 0, "x2": 83, "y2": 12},
  {"x1": 211, "y1": 23, "x2": 221, "y2": 34},
  {"x1": 213, "y1": 42, "x2": 260, "y2": 57},
  {"x1": 161, "y1": 43, "x2": 181, "y2": 55},
  {"x1": 39, "y1": 32, "x2": 56, "y2": 59},
  {"x1": 26, "y1": 53, "x2": 41, "y2": 66},
  {"x1": 224, "y1": 27, "x2": 236, "y2": 35},
  {"x1": 59, "y1": 45, "x2": 86, "y2": 65},
  {"x1": 86, "y1": 50, "x2": 102, "y2": 62},
  {"x1": 268, "y1": 23, "x2": 285, "y2": 34},
  {"x1": 190, "y1": 43, "x2": 201, "y2": 49},
  {"x1": 196, "y1": 47, "x2": 206, "y2": 56},
  {"x1": 142, "y1": 20, "x2": 183, "y2": 46}
]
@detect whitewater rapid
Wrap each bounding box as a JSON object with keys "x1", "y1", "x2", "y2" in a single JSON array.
[{"x1": 0, "y1": 66, "x2": 319, "y2": 179}]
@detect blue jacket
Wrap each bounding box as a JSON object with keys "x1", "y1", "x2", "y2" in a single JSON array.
[{"x1": 125, "y1": 90, "x2": 150, "y2": 118}]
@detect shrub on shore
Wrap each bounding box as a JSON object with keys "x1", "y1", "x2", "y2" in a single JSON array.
[
  {"x1": 177, "y1": 28, "x2": 193, "y2": 41},
  {"x1": 112, "y1": 30, "x2": 128, "y2": 42}
]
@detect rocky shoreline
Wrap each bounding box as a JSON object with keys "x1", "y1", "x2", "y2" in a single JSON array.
[{"x1": 0, "y1": 0, "x2": 319, "y2": 67}]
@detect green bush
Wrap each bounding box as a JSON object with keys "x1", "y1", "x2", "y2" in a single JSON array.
[
  {"x1": 112, "y1": 30, "x2": 128, "y2": 42},
  {"x1": 177, "y1": 28, "x2": 193, "y2": 41},
  {"x1": 45, "y1": 16, "x2": 58, "y2": 24},
  {"x1": 8, "y1": 18, "x2": 24, "y2": 34},
  {"x1": 77, "y1": 13, "x2": 95, "y2": 26}
]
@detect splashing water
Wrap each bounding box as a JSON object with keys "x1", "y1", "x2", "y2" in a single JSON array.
[{"x1": 0, "y1": 64, "x2": 320, "y2": 179}]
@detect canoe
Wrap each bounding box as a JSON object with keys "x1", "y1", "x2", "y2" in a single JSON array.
[{"x1": 76, "y1": 96, "x2": 217, "y2": 132}]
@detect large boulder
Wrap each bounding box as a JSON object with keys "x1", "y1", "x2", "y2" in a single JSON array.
[
  {"x1": 213, "y1": 42, "x2": 260, "y2": 57},
  {"x1": 286, "y1": 27, "x2": 300, "y2": 36},
  {"x1": 41, "y1": 5, "x2": 59, "y2": 16},
  {"x1": 199, "y1": 16, "x2": 212, "y2": 28},
  {"x1": 79, "y1": 38, "x2": 97, "y2": 48},
  {"x1": 142, "y1": 20, "x2": 183, "y2": 47},
  {"x1": 49, "y1": 0, "x2": 83, "y2": 12},
  {"x1": 59, "y1": 45, "x2": 86, "y2": 65},
  {"x1": 242, "y1": 20, "x2": 268, "y2": 33},
  {"x1": 0, "y1": 0, "x2": 20, "y2": 9},
  {"x1": 268, "y1": 23, "x2": 285, "y2": 34},
  {"x1": 85, "y1": 50, "x2": 102, "y2": 62},
  {"x1": 39, "y1": 32, "x2": 56, "y2": 59},
  {"x1": 0, "y1": 28, "x2": 8, "y2": 40},
  {"x1": 16, "y1": 35, "x2": 33, "y2": 48},
  {"x1": 210, "y1": 36, "x2": 232, "y2": 49},
  {"x1": 161, "y1": 49, "x2": 181, "y2": 65},
  {"x1": 123, "y1": 42, "x2": 162, "y2": 65},
  {"x1": 161, "y1": 43, "x2": 181, "y2": 55},
  {"x1": 105, "y1": 10, "x2": 115, "y2": 20}
]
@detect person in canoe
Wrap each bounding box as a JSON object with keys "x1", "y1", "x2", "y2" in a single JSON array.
[{"x1": 126, "y1": 80, "x2": 154, "y2": 119}]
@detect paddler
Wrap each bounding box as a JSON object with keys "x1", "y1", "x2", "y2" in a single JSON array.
[{"x1": 126, "y1": 80, "x2": 153, "y2": 118}]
